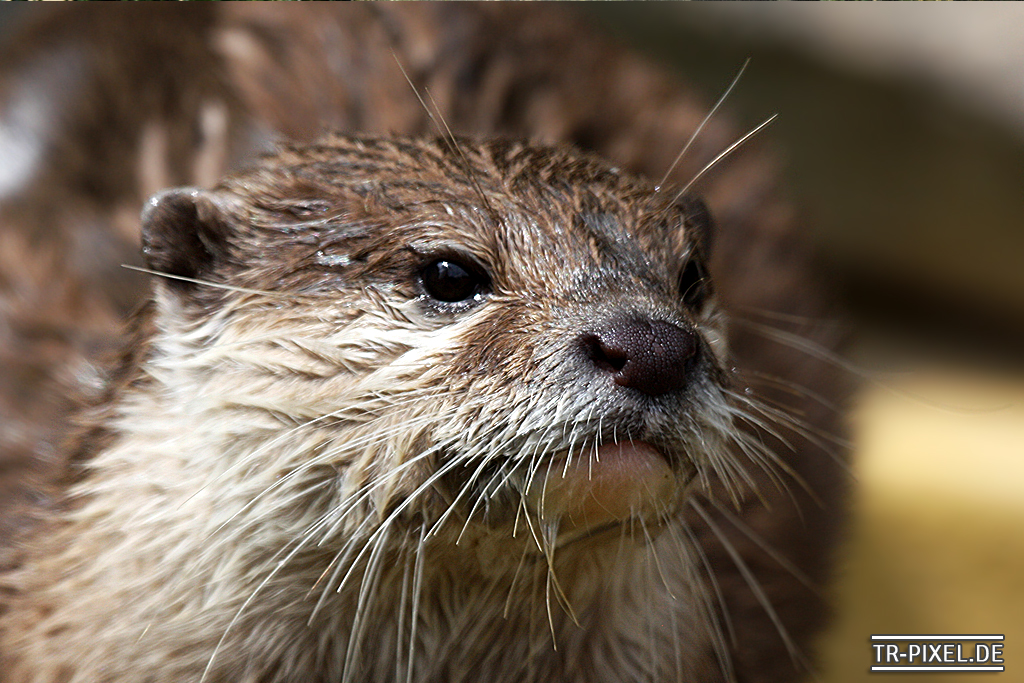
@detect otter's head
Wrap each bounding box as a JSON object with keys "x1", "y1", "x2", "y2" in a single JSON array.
[{"x1": 139, "y1": 134, "x2": 737, "y2": 568}]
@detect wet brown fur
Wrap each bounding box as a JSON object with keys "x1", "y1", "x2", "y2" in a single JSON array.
[{"x1": 0, "y1": 5, "x2": 853, "y2": 683}]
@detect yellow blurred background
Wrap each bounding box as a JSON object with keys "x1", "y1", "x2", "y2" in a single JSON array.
[{"x1": 821, "y1": 370, "x2": 1023, "y2": 681}]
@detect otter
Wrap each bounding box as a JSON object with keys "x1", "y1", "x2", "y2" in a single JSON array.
[
  {"x1": 0, "y1": 132, "x2": 741, "y2": 682},
  {"x1": 0, "y1": 5, "x2": 852, "y2": 682}
]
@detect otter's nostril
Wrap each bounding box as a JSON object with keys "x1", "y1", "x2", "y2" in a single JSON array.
[
  {"x1": 583, "y1": 333, "x2": 628, "y2": 374},
  {"x1": 583, "y1": 318, "x2": 699, "y2": 396}
]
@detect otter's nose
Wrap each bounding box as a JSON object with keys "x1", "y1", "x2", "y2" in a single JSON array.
[{"x1": 583, "y1": 318, "x2": 699, "y2": 396}]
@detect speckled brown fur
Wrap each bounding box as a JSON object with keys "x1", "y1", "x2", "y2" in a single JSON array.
[{"x1": 0, "y1": 6, "x2": 852, "y2": 683}]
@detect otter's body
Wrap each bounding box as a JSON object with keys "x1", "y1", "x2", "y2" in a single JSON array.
[{"x1": 0, "y1": 6, "x2": 851, "y2": 683}]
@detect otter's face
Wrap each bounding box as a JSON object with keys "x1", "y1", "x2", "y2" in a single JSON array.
[{"x1": 141, "y1": 135, "x2": 738, "y2": 557}]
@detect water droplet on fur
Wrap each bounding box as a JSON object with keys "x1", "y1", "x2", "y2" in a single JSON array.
[{"x1": 316, "y1": 250, "x2": 351, "y2": 268}]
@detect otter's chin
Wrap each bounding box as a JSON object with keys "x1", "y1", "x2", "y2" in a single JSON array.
[{"x1": 526, "y1": 441, "x2": 682, "y2": 536}]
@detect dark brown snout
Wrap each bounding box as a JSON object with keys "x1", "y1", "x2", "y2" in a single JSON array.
[{"x1": 582, "y1": 317, "x2": 699, "y2": 396}]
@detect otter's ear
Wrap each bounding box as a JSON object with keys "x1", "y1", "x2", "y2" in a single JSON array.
[
  {"x1": 141, "y1": 187, "x2": 231, "y2": 292},
  {"x1": 674, "y1": 194, "x2": 714, "y2": 259}
]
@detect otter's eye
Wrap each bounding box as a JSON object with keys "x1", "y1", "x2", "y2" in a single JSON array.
[
  {"x1": 421, "y1": 259, "x2": 489, "y2": 303},
  {"x1": 678, "y1": 257, "x2": 711, "y2": 311}
]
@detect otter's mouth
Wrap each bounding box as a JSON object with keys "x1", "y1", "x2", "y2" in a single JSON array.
[{"x1": 523, "y1": 440, "x2": 694, "y2": 542}]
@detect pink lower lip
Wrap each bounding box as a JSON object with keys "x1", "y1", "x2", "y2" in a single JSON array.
[{"x1": 528, "y1": 441, "x2": 676, "y2": 530}]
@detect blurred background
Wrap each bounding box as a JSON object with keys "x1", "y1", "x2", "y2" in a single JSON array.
[
  {"x1": 1, "y1": 4, "x2": 1021, "y2": 682},
  {"x1": 584, "y1": 5, "x2": 1024, "y2": 682}
]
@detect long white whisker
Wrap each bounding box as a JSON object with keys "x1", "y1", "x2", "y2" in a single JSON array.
[
  {"x1": 672, "y1": 521, "x2": 737, "y2": 683},
  {"x1": 689, "y1": 498, "x2": 810, "y2": 672},
  {"x1": 200, "y1": 511, "x2": 330, "y2": 683},
  {"x1": 405, "y1": 523, "x2": 427, "y2": 683},
  {"x1": 121, "y1": 264, "x2": 285, "y2": 298},
  {"x1": 706, "y1": 497, "x2": 823, "y2": 598},
  {"x1": 676, "y1": 114, "x2": 777, "y2": 198},
  {"x1": 341, "y1": 523, "x2": 393, "y2": 683},
  {"x1": 658, "y1": 58, "x2": 750, "y2": 189}
]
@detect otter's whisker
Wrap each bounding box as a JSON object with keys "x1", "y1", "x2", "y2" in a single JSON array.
[
  {"x1": 722, "y1": 424, "x2": 806, "y2": 510},
  {"x1": 728, "y1": 389, "x2": 853, "y2": 478},
  {"x1": 504, "y1": 539, "x2": 532, "y2": 620},
  {"x1": 122, "y1": 263, "x2": 288, "y2": 299},
  {"x1": 328, "y1": 453, "x2": 473, "y2": 603},
  {"x1": 689, "y1": 498, "x2": 809, "y2": 671},
  {"x1": 405, "y1": 523, "x2": 427, "y2": 683},
  {"x1": 673, "y1": 520, "x2": 737, "y2": 683},
  {"x1": 341, "y1": 522, "x2": 392, "y2": 683},
  {"x1": 707, "y1": 497, "x2": 823, "y2": 598},
  {"x1": 743, "y1": 391, "x2": 853, "y2": 457},
  {"x1": 657, "y1": 58, "x2": 750, "y2": 190},
  {"x1": 640, "y1": 515, "x2": 675, "y2": 600},
  {"x1": 307, "y1": 508, "x2": 377, "y2": 600},
  {"x1": 201, "y1": 508, "x2": 334, "y2": 683},
  {"x1": 394, "y1": 528, "x2": 413, "y2": 681},
  {"x1": 739, "y1": 368, "x2": 844, "y2": 414},
  {"x1": 185, "y1": 386, "x2": 460, "y2": 513},
  {"x1": 428, "y1": 453, "x2": 496, "y2": 540},
  {"x1": 457, "y1": 457, "x2": 515, "y2": 543},
  {"x1": 543, "y1": 540, "x2": 557, "y2": 648},
  {"x1": 390, "y1": 51, "x2": 499, "y2": 223},
  {"x1": 676, "y1": 113, "x2": 778, "y2": 198}
]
